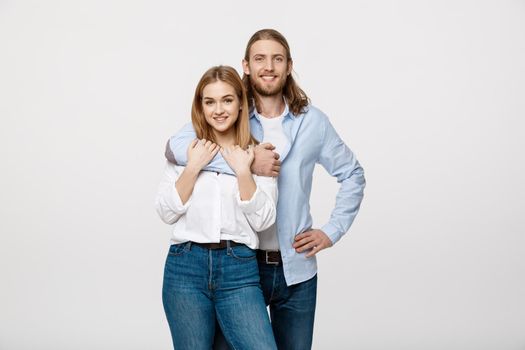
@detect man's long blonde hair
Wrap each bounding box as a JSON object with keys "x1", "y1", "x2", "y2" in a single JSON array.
[{"x1": 243, "y1": 29, "x2": 310, "y2": 116}]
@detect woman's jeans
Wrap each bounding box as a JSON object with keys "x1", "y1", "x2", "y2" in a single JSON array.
[{"x1": 162, "y1": 241, "x2": 277, "y2": 350}]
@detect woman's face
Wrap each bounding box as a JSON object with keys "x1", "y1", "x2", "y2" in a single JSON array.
[{"x1": 201, "y1": 81, "x2": 241, "y2": 135}]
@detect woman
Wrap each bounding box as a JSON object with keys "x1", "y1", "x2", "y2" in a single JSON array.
[{"x1": 155, "y1": 66, "x2": 278, "y2": 350}]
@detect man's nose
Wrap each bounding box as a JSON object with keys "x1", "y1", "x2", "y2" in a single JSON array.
[{"x1": 264, "y1": 58, "x2": 274, "y2": 71}]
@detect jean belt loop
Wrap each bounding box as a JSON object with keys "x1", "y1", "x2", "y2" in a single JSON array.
[{"x1": 186, "y1": 241, "x2": 192, "y2": 251}]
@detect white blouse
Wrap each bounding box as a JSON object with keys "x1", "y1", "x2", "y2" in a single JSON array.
[{"x1": 155, "y1": 162, "x2": 278, "y2": 249}]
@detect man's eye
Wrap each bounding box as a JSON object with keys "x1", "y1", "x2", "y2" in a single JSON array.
[
  {"x1": 254, "y1": 57, "x2": 263, "y2": 62},
  {"x1": 275, "y1": 57, "x2": 283, "y2": 62}
]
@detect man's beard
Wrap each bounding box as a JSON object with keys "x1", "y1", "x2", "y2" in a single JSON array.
[{"x1": 250, "y1": 76, "x2": 287, "y2": 97}]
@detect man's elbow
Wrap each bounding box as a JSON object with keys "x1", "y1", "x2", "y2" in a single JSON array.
[{"x1": 165, "y1": 140, "x2": 177, "y2": 164}]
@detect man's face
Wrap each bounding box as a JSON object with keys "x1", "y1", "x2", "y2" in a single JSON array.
[{"x1": 242, "y1": 39, "x2": 292, "y2": 97}]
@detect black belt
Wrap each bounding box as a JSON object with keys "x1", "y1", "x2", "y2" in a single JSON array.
[
  {"x1": 192, "y1": 240, "x2": 243, "y2": 250},
  {"x1": 257, "y1": 250, "x2": 282, "y2": 265}
]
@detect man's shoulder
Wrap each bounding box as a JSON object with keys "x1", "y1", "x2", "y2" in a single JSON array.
[
  {"x1": 300, "y1": 104, "x2": 330, "y2": 124},
  {"x1": 169, "y1": 122, "x2": 195, "y2": 140}
]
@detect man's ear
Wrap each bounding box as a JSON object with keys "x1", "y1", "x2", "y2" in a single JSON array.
[
  {"x1": 287, "y1": 59, "x2": 293, "y2": 76},
  {"x1": 242, "y1": 59, "x2": 250, "y2": 75}
]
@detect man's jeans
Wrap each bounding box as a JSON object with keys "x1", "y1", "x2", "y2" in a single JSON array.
[
  {"x1": 214, "y1": 262, "x2": 317, "y2": 350},
  {"x1": 162, "y1": 242, "x2": 277, "y2": 350}
]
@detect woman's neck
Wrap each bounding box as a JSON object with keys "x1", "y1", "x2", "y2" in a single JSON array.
[{"x1": 213, "y1": 129, "x2": 236, "y2": 148}]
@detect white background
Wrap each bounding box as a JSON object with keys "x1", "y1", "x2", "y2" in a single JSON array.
[{"x1": 1, "y1": 0, "x2": 524, "y2": 349}]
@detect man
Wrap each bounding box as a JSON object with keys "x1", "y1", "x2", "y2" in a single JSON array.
[{"x1": 165, "y1": 29, "x2": 365, "y2": 349}]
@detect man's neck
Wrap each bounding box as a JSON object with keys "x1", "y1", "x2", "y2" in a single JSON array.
[{"x1": 255, "y1": 93, "x2": 286, "y2": 118}]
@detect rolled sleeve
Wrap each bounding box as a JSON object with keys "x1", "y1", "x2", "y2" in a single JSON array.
[
  {"x1": 237, "y1": 186, "x2": 266, "y2": 213},
  {"x1": 236, "y1": 176, "x2": 277, "y2": 231},
  {"x1": 155, "y1": 163, "x2": 192, "y2": 224}
]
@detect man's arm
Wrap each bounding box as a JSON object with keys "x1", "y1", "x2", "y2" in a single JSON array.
[
  {"x1": 293, "y1": 116, "x2": 365, "y2": 256},
  {"x1": 166, "y1": 123, "x2": 280, "y2": 176},
  {"x1": 165, "y1": 123, "x2": 233, "y2": 174}
]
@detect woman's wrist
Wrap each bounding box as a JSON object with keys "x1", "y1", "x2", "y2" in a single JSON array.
[{"x1": 234, "y1": 166, "x2": 252, "y2": 177}]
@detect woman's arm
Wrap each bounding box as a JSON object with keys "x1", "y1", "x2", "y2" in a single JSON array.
[
  {"x1": 237, "y1": 176, "x2": 278, "y2": 231},
  {"x1": 221, "y1": 145, "x2": 278, "y2": 231},
  {"x1": 221, "y1": 145, "x2": 256, "y2": 200},
  {"x1": 155, "y1": 163, "x2": 190, "y2": 224},
  {"x1": 176, "y1": 139, "x2": 219, "y2": 204}
]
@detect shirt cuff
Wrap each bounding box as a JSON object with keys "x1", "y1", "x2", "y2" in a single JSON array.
[
  {"x1": 321, "y1": 222, "x2": 342, "y2": 245},
  {"x1": 236, "y1": 186, "x2": 265, "y2": 214},
  {"x1": 166, "y1": 184, "x2": 192, "y2": 213}
]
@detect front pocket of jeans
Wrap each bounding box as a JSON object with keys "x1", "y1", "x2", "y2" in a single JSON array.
[
  {"x1": 229, "y1": 246, "x2": 256, "y2": 261},
  {"x1": 168, "y1": 243, "x2": 187, "y2": 256}
]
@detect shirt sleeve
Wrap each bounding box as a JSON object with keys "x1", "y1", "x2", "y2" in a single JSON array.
[
  {"x1": 165, "y1": 122, "x2": 235, "y2": 175},
  {"x1": 236, "y1": 176, "x2": 278, "y2": 232},
  {"x1": 155, "y1": 162, "x2": 192, "y2": 224},
  {"x1": 318, "y1": 117, "x2": 366, "y2": 245}
]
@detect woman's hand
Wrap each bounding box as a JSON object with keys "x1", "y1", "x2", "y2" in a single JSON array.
[
  {"x1": 221, "y1": 145, "x2": 254, "y2": 175},
  {"x1": 187, "y1": 139, "x2": 220, "y2": 172}
]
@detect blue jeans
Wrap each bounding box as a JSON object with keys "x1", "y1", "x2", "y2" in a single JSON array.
[
  {"x1": 214, "y1": 262, "x2": 317, "y2": 350},
  {"x1": 162, "y1": 242, "x2": 277, "y2": 350}
]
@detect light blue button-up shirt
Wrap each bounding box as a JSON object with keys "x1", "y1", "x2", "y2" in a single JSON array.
[{"x1": 166, "y1": 104, "x2": 365, "y2": 285}]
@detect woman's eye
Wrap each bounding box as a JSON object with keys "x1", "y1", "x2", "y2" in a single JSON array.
[
  {"x1": 224, "y1": 99, "x2": 233, "y2": 104},
  {"x1": 205, "y1": 101, "x2": 214, "y2": 105}
]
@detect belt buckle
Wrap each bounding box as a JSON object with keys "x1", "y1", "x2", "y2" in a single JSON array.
[{"x1": 265, "y1": 251, "x2": 280, "y2": 265}]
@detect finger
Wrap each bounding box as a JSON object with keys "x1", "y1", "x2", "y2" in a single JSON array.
[
  {"x1": 199, "y1": 139, "x2": 206, "y2": 145},
  {"x1": 272, "y1": 165, "x2": 280, "y2": 172},
  {"x1": 211, "y1": 145, "x2": 220, "y2": 157},
  {"x1": 260, "y1": 143, "x2": 275, "y2": 150},
  {"x1": 190, "y1": 139, "x2": 198, "y2": 148},
  {"x1": 273, "y1": 159, "x2": 281, "y2": 166},
  {"x1": 294, "y1": 231, "x2": 312, "y2": 241},
  {"x1": 273, "y1": 152, "x2": 280, "y2": 160},
  {"x1": 295, "y1": 241, "x2": 317, "y2": 253},
  {"x1": 205, "y1": 140, "x2": 213, "y2": 148},
  {"x1": 271, "y1": 171, "x2": 279, "y2": 177},
  {"x1": 292, "y1": 236, "x2": 316, "y2": 248},
  {"x1": 306, "y1": 245, "x2": 322, "y2": 258}
]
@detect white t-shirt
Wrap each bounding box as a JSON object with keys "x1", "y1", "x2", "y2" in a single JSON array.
[
  {"x1": 156, "y1": 163, "x2": 278, "y2": 249},
  {"x1": 256, "y1": 105, "x2": 290, "y2": 251}
]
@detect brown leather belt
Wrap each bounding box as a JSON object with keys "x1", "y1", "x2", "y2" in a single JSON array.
[
  {"x1": 257, "y1": 250, "x2": 282, "y2": 265},
  {"x1": 193, "y1": 240, "x2": 243, "y2": 250}
]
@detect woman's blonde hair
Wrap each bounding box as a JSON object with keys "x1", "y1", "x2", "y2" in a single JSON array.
[{"x1": 191, "y1": 65, "x2": 257, "y2": 148}]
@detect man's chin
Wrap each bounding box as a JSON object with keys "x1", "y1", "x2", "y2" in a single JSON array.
[{"x1": 253, "y1": 84, "x2": 282, "y2": 97}]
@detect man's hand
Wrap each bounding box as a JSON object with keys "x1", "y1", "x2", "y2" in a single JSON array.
[
  {"x1": 251, "y1": 143, "x2": 281, "y2": 177},
  {"x1": 186, "y1": 139, "x2": 219, "y2": 172},
  {"x1": 292, "y1": 229, "x2": 333, "y2": 258}
]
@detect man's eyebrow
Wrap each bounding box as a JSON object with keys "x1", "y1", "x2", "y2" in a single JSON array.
[{"x1": 253, "y1": 53, "x2": 285, "y2": 57}]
